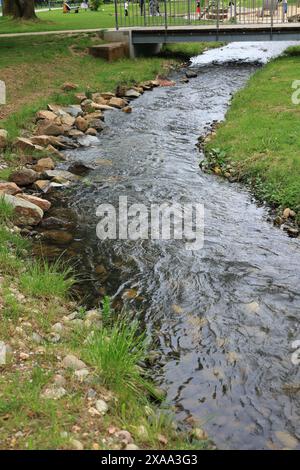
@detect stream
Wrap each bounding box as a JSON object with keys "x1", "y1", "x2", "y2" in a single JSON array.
[{"x1": 41, "y1": 42, "x2": 300, "y2": 450}]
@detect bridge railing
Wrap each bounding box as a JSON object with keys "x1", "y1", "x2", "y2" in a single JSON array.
[{"x1": 114, "y1": 0, "x2": 300, "y2": 29}]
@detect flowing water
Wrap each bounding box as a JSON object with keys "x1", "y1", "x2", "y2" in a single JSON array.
[{"x1": 44, "y1": 42, "x2": 300, "y2": 449}]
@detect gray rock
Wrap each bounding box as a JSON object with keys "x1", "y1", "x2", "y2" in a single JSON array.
[
  {"x1": 62, "y1": 354, "x2": 87, "y2": 371},
  {"x1": 95, "y1": 399, "x2": 108, "y2": 415},
  {"x1": 32, "y1": 332, "x2": 43, "y2": 344},
  {"x1": 53, "y1": 374, "x2": 67, "y2": 387},
  {"x1": 43, "y1": 170, "x2": 80, "y2": 183},
  {"x1": 74, "y1": 369, "x2": 90, "y2": 381},
  {"x1": 125, "y1": 89, "x2": 141, "y2": 99},
  {"x1": 185, "y1": 70, "x2": 198, "y2": 78},
  {"x1": 41, "y1": 386, "x2": 67, "y2": 400},
  {"x1": 52, "y1": 322, "x2": 64, "y2": 333},
  {"x1": 77, "y1": 135, "x2": 99, "y2": 147},
  {"x1": 125, "y1": 444, "x2": 140, "y2": 450},
  {"x1": 70, "y1": 438, "x2": 84, "y2": 450}
]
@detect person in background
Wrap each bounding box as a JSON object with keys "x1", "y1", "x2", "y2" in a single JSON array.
[
  {"x1": 124, "y1": 1, "x2": 129, "y2": 17},
  {"x1": 81, "y1": 1, "x2": 89, "y2": 11},
  {"x1": 196, "y1": 1, "x2": 201, "y2": 20},
  {"x1": 282, "y1": 0, "x2": 288, "y2": 22}
]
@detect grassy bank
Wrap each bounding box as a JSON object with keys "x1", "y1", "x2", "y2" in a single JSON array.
[
  {"x1": 0, "y1": 34, "x2": 219, "y2": 141},
  {"x1": 204, "y1": 47, "x2": 300, "y2": 222}
]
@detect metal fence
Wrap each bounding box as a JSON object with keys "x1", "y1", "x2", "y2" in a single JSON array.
[{"x1": 114, "y1": 0, "x2": 300, "y2": 28}]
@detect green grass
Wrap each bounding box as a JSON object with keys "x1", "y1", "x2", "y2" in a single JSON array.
[
  {"x1": 0, "y1": 196, "x2": 15, "y2": 222},
  {"x1": 205, "y1": 48, "x2": 300, "y2": 215},
  {"x1": 20, "y1": 259, "x2": 75, "y2": 299}
]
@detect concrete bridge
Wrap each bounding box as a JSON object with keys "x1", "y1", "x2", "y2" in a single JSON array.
[{"x1": 102, "y1": 0, "x2": 300, "y2": 57}]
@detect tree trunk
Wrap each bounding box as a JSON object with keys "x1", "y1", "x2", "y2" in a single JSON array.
[
  {"x1": 2, "y1": 0, "x2": 15, "y2": 16},
  {"x1": 13, "y1": 0, "x2": 37, "y2": 20}
]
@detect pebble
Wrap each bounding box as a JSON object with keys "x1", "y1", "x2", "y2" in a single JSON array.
[
  {"x1": 52, "y1": 322, "x2": 64, "y2": 333},
  {"x1": 62, "y1": 354, "x2": 87, "y2": 371},
  {"x1": 125, "y1": 444, "x2": 140, "y2": 450},
  {"x1": 115, "y1": 430, "x2": 133, "y2": 445},
  {"x1": 95, "y1": 399, "x2": 109, "y2": 415},
  {"x1": 41, "y1": 386, "x2": 67, "y2": 400},
  {"x1": 74, "y1": 369, "x2": 90, "y2": 381},
  {"x1": 70, "y1": 438, "x2": 84, "y2": 450}
]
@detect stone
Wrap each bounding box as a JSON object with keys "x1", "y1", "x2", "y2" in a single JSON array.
[
  {"x1": 41, "y1": 386, "x2": 67, "y2": 400},
  {"x1": 108, "y1": 97, "x2": 127, "y2": 109},
  {"x1": 52, "y1": 322, "x2": 64, "y2": 333},
  {"x1": 91, "y1": 93, "x2": 106, "y2": 103},
  {"x1": 186, "y1": 70, "x2": 198, "y2": 78},
  {"x1": 85, "y1": 310, "x2": 102, "y2": 328},
  {"x1": 61, "y1": 82, "x2": 78, "y2": 91},
  {"x1": 70, "y1": 439, "x2": 84, "y2": 450},
  {"x1": 68, "y1": 129, "x2": 84, "y2": 138},
  {"x1": 41, "y1": 230, "x2": 73, "y2": 244},
  {"x1": 68, "y1": 161, "x2": 93, "y2": 176},
  {"x1": 283, "y1": 208, "x2": 296, "y2": 219},
  {"x1": 46, "y1": 145, "x2": 64, "y2": 159},
  {"x1": 87, "y1": 119, "x2": 104, "y2": 132},
  {"x1": 191, "y1": 427, "x2": 208, "y2": 440},
  {"x1": 77, "y1": 135, "x2": 99, "y2": 147},
  {"x1": 86, "y1": 128, "x2": 97, "y2": 136},
  {"x1": 275, "y1": 431, "x2": 298, "y2": 449},
  {"x1": 125, "y1": 444, "x2": 140, "y2": 450},
  {"x1": 136, "y1": 425, "x2": 148, "y2": 440},
  {"x1": 74, "y1": 93, "x2": 87, "y2": 103},
  {"x1": 36, "y1": 110, "x2": 57, "y2": 121},
  {"x1": 14, "y1": 137, "x2": 44, "y2": 153},
  {"x1": 63, "y1": 105, "x2": 83, "y2": 118},
  {"x1": 60, "y1": 114, "x2": 76, "y2": 127},
  {"x1": 101, "y1": 92, "x2": 115, "y2": 100},
  {"x1": 74, "y1": 369, "x2": 90, "y2": 381},
  {"x1": 43, "y1": 169, "x2": 80, "y2": 183},
  {"x1": 9, "y1": 168, "x2": 39, "y2": 186},
  {"x1": 84, "y1": 111, "x2": 104, "y2": 123},
  {"x1": 2, "y1": 194, "x2": 43, "y2": 226},
  {"x1": 41, "y1": 217, "x2": 71, "y2": 229},
  {"x1": 75, "y1": 116, "x2": 89, "y2": 132},
  {"x1": 31, "y1": 135, "x2": 61, "y2": 148},
  {"x1": 122, "y1": 106, "x2": 132, "y2": 114},
  {"x1": 53, "y1": 374, "x2": 67, "y2": 387},
  {"x1": 62, "y1": 354, "x2": 87, "y2": 371},
  {"x1": 33, "y1": 180, "x2": 51, "y2": 193},
  {"x1": 35, "y1": 120, "x2": 64, "y2": 137},
  {"x1": 0, "y1": 182, "x2": 22, "y2": 196},
  {"x1": 88, "y1": 43, "x2": 126, "y2": 62},
  {"x1": 33, "y1": 157, "x2": 55, "y2": 172},
  {"x1": 115, "y1": 430, "x2": 133, "y2": 445},
  {"x1": 16, "y1": 194, "x2": 51, "y2": 212},
  {"x1": 125, "y1": 89, "x2": 141, "y2": 99},
  {"x1": 0, "y1": 129, "x2": 8, "y2": 149}
]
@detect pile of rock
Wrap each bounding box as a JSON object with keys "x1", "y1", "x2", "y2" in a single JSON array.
[{"x1": 0, "y1": 79, "x2": 164, "y2": 228}]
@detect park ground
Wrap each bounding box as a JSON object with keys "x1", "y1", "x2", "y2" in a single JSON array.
[
  {"x1": 0, "y1": 32, "x2": 218, "y2": 450},
  {"x1": 204, "y1": 46, "x2": 300, "y2": 224}
]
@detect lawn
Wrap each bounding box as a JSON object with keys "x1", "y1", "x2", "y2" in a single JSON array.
[
  {"x1": 205, "y1": 47, "x2": 300, "y2": 215},
  {"x1": 0, "y1": 7, "x2": 116, "y2": 34},
  {"x1": 0, "y1": 3, "x2": 213, "y2": 35}
]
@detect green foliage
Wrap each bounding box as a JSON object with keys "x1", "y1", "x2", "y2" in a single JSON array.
[
  {"x1": 0, "y1": 196, "x2": 14, "y2": 223},
  {"x1": 89, "y1": 0, "x2": 101, "y2": 11},
  {"x1": 206, "y1": 54, "x2": 300, "y2": 213},
  {"x1": 20, "y1": 259, "x2": 75, "y2": 299}
]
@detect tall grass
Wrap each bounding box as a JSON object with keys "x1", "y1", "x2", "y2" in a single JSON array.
[
  {"x1": 20, "y1": 259, "x2": 75, "y2": 299},
  {"x1": 84, "y1": 316, "x2": 149, "y2": 394},
  {"x1": 0, "y1": 196, "x2": 14, "y2": 223}
]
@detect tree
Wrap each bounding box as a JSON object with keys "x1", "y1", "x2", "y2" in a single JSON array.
[{"x1": 2, "y1": 0, "x2": 37, "y2": 19}]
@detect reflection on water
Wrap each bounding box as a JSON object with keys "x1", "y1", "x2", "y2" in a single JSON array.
[{"x1": 39, "y1": 42, "x2": 300, "y2": 450}]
